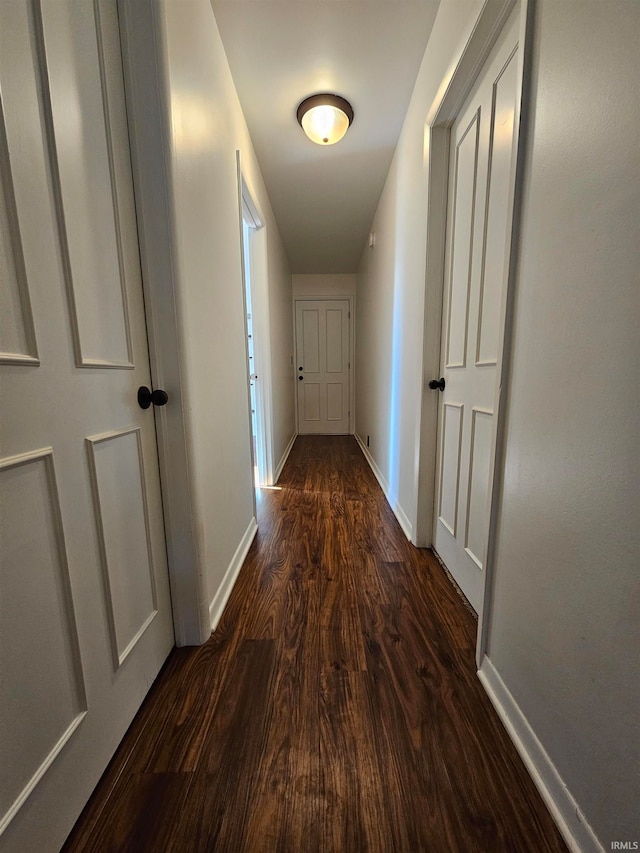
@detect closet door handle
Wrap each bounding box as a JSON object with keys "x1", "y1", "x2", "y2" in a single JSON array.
[{"x1": 138, "y1": 386, "x2": 169, "y2": 409}]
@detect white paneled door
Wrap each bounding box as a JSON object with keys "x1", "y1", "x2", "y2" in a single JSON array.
[
  {"x1": 295, "y1": 300, "x2": 350, "y2": 434},
  {"x1": 0, "y1": 3, "x2": 174, "y2": 851},
  {"x1": 432, "y1": 8, "x2": 520, "y2": 614}
]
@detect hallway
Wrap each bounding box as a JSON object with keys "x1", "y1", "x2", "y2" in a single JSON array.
[{"x1": 63, "y1": 436, "x2": 566, "y2": 852}]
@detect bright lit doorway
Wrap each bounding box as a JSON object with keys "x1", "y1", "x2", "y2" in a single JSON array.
[
  {"x1": 239, "y1": 171, "x2": 271, "y2": 489},
  {"x1": 242, "y1": 217, "x2": 262, "y2": 484}
]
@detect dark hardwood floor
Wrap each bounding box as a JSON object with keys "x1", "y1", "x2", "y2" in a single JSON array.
[{"x1": 63, "y1": 435, "x2": 567, "y2": 853}]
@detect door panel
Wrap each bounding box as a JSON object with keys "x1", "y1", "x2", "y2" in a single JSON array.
[
  {"x1": 295, "y1": 299, "x2": 350, "y2": 434},
  {"x1": 302, "y1": 308, "x2": 320, "y2": 372},
  {"x1": 433, "y1": 8, "x2": 519, "y2": 614},
  {"x1": 41, "y1": 0, "x2": 134, "y2": 367},
  {"x1": 446, "y1": 113, "x2": 479, "y2": 369},
  {"x1": 0, "y1": 2, "x2": 173, "y2": 850},
  {"x1": 303, "y1": 382, "x2": 321, "y2": 422},
  {"x1": 0, "y1": 450, "x2": 87, "y2": 831},
  {"x1": 438, "y1": 403, "x2": 463, "y2": 536},
  {"x1": 476, "y1": 51, "x2": 519, "y2": 366},
  {"x1": 464, "y1": 408, "x2": 493, "y2": 567},
  {"x1": 325, "y1": 308, "x2": 344, "y2": 373},
  {"x1": 327, "y1": 383, "x2": 344, "y2": 422},
  {"x1": 86, "y1": 427, "x2": 158, "y2": 668},
  {"x1": 0, "y1": 108, "x2": 38, "y2": 365}
]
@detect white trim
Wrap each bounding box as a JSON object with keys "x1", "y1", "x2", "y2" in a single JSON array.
[
  {"x1": 355, "y1": 433, "x2": 413, "y2": 541},
  {"x1": 118, "y1": 0, "x2": 210, "y2": 646},
  {"x1": 237, "y1": 155, "x2": 276, "y2": 487},
  {"x1": 273, "y1": 431, "x2": 296, "y2": 484},
  {"x1": 477, "y1": 0, "x2": 533, "y2": 667},
  {"x1": 478, "y1": 656, "x2": 604, "y2": 853},
  {"x1": 241, "y1": 190, "x2": 261, "y2": 230},
  {"x1": 208, "y1": 516, "x2": 258, "y2": 632},
  {"x1": 0, "y1": 710, "x2": 87, "y2": 837}
]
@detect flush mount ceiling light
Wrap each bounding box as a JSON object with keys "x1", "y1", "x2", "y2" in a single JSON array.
[{"x1": 296, "y1": 94, "x2": 354, "y2": 145}]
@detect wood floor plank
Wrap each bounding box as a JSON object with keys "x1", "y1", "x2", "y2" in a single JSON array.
[
  {"x1": 242, "y1": 578, "x2": 321, "y2": 853},
  {"x1": 174, "y1": 638, "x2": 277, "y2": 852},
  {"x1": 63, "y1": 435, "x2": 568, "y2": 853},
  {"x1": 59, "y1": 650, "x2": 188, "y2": 851},
  {"x1": 136, "y1": 629, "x2": 240, "y2": 774},
  {"x1": 68, "y1": 772, "x2": 195, "y2": 853},
  {"x1": 319, "y1": 670, "x2": 400, "y2": 852}
]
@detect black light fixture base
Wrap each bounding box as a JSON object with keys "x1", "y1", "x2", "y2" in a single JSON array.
[{"x1": 296, "y1": 93, "x2": 354, "y2": 128}]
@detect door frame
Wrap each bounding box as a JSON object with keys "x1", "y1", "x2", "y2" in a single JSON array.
[
  {"x1": 118, "y1": 0, "x2": 210, "y2": 646},
  {"x1": 414, "y1": 0, "x2": 533, "y2": 663},
  {"x1": 236, "y1": 153, "x2": 275, "y2": 489},
  {"x1": 293, "y1": 297, "x2": 354, "y2": 435}
]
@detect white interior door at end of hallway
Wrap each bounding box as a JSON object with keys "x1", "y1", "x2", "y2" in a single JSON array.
[
  {"x1": 295, "y1": 299, "x2": 350, "y2": 434},
  {"x1": 432, "y1": 8, "x2": 520, "y2": 615},
  {"x1": 0, "y1": 2, "x2": 173, "y2": 851}
]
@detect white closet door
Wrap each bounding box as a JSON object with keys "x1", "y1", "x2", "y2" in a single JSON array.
[
  {"x1": 0, "y1": 3, "x2": 173, "y2": 850},
  {"x1": 433, "y1": 8, "x2": 520, "y2": 614}
]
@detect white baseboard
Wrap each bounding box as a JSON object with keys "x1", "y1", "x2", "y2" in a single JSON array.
[
  {"x1": 354, "y1": 432, "x2": 413, "y2": 542},
  {"x1": 208, "y1": 516, "x2": 258, "y2": 632},
  {"x1": 478, "y1": 656, "x2": 603, "y2": 853},
  {"x1": 273, "y1": 431, "x2": 296, "y2": 484}
]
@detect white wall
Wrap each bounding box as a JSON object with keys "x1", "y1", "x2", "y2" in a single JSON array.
[
  {"x1": 293, "y1": 273, "x2": 356, "y2": 299},
  {"x1": 155, "y1": 0, "x2": 293, "y2": 627},
  {"x1": 484, "y1": 0, "x2": 640, "y2": 846},
  {"x1": 266, "y1": 232, "x2": 296, "y2": 478},
  {"x1": 355, "y1": 0, "x2": 484, "y2": 541},
  {"x1": 356, "y1": 0, "x2": 640, "y2": 848}
]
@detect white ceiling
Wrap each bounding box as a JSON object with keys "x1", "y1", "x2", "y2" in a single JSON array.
[{"x1": 211, "y1": 0, "x2": 440, "y2": 273}]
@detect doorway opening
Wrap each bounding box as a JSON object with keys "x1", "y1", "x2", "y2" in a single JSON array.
[
  {"x1": 242, "y1": 217, "x2": 262, "y2": 485},
  {"x1": 238, "y1": 169, "x2": 273, "y2": 489},
  {"x1": 242, "y1": 221, "x2": 262, "y2": 488}
]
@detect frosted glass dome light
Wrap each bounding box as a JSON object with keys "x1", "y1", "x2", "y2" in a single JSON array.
[{"x1": 297, "y1": 94, "x2": 354, "y2": 146}]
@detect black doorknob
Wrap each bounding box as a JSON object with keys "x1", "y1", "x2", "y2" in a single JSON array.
[
  {"x1": 138, "y1": 386, "x2": 169, "y2": 409},
  {"x1": 428, "y1": 377, "x2": 446, "y2": 392},
  {"x1": 298, "y1": 375, "x2": 304, "y2": 381}
]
